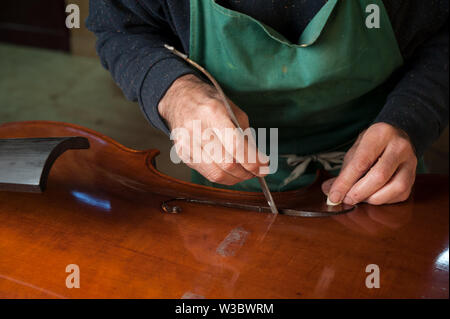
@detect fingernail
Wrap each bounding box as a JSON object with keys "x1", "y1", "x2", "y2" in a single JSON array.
[
  {"x1": 343, "y1": 196, "x2": 354, "y2": 205},
  {"x1": 329, "y1": 191, "x2": 342, "y2": 204},
  {"x1": 327, "y1": 196, "x2": 340, "y2": 206}
]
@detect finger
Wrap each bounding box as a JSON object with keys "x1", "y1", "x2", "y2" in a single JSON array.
[
  {"x1": 187, "y1": 156, "x2": 243, "y2": 186},
  {"x1": 209, "y1": 100, "x2": 269, "y2": 174},
  {"x1": 213, "y1": 119, "x2": 269, "y2": 177},
  {"x1": 175, "y1": 136, "x2": 243, "y2": 186},
  {"x1": 228, "y1": 101, "x2": 266, "y2": 169},
  {"x1": 217, "y1": 161, "x2": 256, "y2": 182},
  {"x1": 343, "y1": 143, "x2": 403, "y2": 205},
  {"x1": 189, "y1": 163, "x2": 242, "y2": 185},
  {"x1": 327, "y1": 130, "x2": 389, "y2": 204},
  {"x1": 201, "y1": 132, "x2": 255, "y2": 181},
  {"x1": 365, "y1": 161, "x2": 416, "y2": 205},
  {"x1": 321, "y1": 178, "x2": 337, "y2": 196}
]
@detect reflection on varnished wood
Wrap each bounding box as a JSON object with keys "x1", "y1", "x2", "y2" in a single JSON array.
[{"x1": 0, "y1": 121, "x2": 448, "y2": 299}]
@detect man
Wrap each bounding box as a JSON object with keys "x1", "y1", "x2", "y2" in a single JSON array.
[{"x1": 87, "y1": 0, "x2": 448, "y2": 206}]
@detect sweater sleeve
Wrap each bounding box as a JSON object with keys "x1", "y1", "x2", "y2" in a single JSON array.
[
  {"x1": 86, "y1": 0, "x2": 200, "y2": 135},
  {"x1": 374, "y1": 22, "x2": 449, "y2": 157}
]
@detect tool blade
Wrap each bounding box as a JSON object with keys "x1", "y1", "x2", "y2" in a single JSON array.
[{"x1": 258, "y1": 177, "x2": 279, "y2": 214}]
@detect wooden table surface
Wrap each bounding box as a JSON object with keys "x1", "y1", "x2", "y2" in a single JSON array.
[{"x1": 0, "y1": 121, "x2": 448, "y2": 299}]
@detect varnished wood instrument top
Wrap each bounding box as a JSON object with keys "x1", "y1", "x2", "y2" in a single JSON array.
[{"x1": 0, "y1": 121, "x2": 448, "y2": 298}]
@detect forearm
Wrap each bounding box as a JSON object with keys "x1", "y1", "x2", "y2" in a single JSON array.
[
  {"x1": 374, "y1": 23, "x2": 449, "y2": 157},
  {"x1": 86, "y1": 0, "x2": 200, "y2": 134}
]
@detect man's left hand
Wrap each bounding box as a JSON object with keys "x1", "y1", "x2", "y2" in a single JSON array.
[{"x1": 322, "y1": 123, "x2": 418, "y2": 206}]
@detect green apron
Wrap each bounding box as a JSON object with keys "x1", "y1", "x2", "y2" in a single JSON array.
[{"x1": 189, "y1": 0, "x2": 404, "y2": 192}]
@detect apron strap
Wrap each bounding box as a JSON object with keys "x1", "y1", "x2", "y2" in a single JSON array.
[{"x1": 280, "y1": 152, "x2": 346, "y2": 188}]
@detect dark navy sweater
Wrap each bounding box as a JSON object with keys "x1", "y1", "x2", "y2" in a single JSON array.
[{"x1": 86, "y1": 0, "x2": 449, "y2": 157}]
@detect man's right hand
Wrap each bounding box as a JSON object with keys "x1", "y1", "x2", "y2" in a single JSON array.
[{"x1": 158, "y1": 74, "x2": 269, "y2": 185}]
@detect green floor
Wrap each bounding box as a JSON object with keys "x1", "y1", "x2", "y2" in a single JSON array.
[
  {"x1": 0, "y1": 43, "x2": 447, "y2": 176},
  {"x1": 0, "y1": 43, "x2": 191, "y2": 181}
]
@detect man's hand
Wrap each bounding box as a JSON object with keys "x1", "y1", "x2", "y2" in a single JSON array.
[
  {"x1": 158, "y1": 74, "x2": 268, "y2": 185},
  {"x1": 322, "y1": 123, "x2": 417, "y2": 205}
]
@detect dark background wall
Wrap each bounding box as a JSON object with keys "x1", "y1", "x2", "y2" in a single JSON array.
[{"x1": 0, "y1": 0, "x2": 69, "y2": 52}]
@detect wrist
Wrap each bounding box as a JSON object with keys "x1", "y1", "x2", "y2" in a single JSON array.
[{"x1": 158, "y1": 74, "x2": 203, "y2": 120}]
